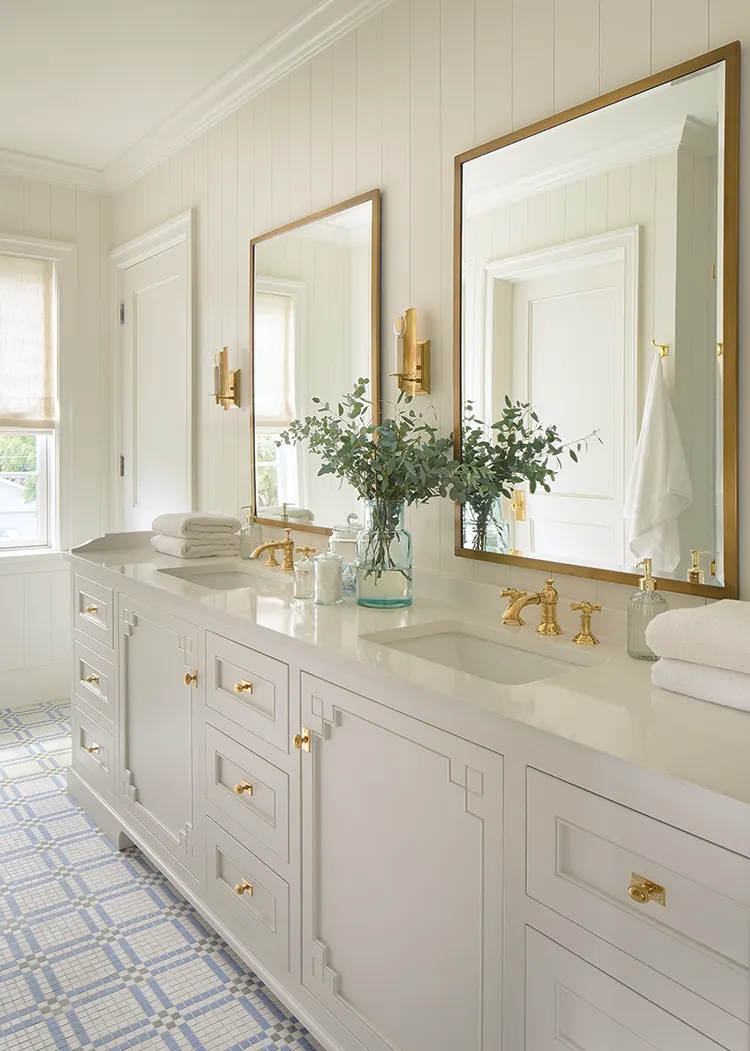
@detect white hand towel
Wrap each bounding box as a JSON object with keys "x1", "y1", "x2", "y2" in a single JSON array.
[
  {"x1": 623, "y1": 355, "x2": 693, "y2": 573},
  {"x1": 645, "y1": 599, "x2": 750, "y2": 676},
  {"x1": 652, "y1": 657, "x2": 750, "y2": 712},
  {"x1": 151, "y1": 534, "x2": 240, "y2": 559},
  {"x1": 152, "y1": 513, "x2": 241, "y2": 538},
  {"x1": 260, "y1": 506, "x2": 315, "y2": 524}
]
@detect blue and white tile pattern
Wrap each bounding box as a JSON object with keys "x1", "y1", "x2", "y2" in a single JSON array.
[{"x1": 0, "y1": 702, "x2": 323, "y2": 1051}]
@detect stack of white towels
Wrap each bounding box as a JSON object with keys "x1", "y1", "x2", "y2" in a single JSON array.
[
  {"x1": 151, "y1": 513, "x2": 242, "y2": 559},
  {"x1": 647, "y1": 600, "x2": 750, "y2": 712}
]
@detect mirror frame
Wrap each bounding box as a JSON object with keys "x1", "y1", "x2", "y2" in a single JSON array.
[
  {"x1": 453, "y1": 43, "x2": 740, "y2": 598},
  {"x1": 249, "y1": 188, "x2": 381, "y2": 537}
]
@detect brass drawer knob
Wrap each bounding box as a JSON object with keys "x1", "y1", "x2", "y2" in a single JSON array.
[
  {"x1": 85, "y1": 674, "x2": 100, "y2": 685},
  {"x1": 234, "y1": 879, "x2": 253, "y2": 896},
  {"x1": 628, "y1": 872, "x2": 666, "y2": 907},
  {"x1": 293, "y1": 727, "x2": 311, "y2": 752},
  {"x1": 184, "y1": 669, "x2": 197, "y2": 687},
  {"x1": 234, "y1": 680, "x2": 253, "y2": 694},
  {"x1": 84, "y1": 605, "x2": 99, "y2": 615},
  {"x1": 234, "y1": 780, "x2": 253, "y2": 796},
  {"x1": 85, "y1": 744, "x2": 100, "y2": 755}
]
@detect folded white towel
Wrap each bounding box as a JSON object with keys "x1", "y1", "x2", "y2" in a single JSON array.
[
  {"x1": 260, "y1": 506, "x2": 315, "y2": 524},
  {"x1": 151, "y1": 534, "x2": 240, "y2": 559},
  {"x1": 652, "y1": 657, "x2": 750, "y2": 712},
  {"x1": 645, "y1": 600, "x2": 750, "y2": 676},
  {"x1": 152, "y1": 513, "x2": 241, "y2": 538}
]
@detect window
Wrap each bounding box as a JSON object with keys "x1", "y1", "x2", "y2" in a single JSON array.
[
  {"x1": 0, "y1": 253, "x2": 56, "y2": 550},
  {"x1": 253, "y1": 290, "x2": 298, "y2": 511}
]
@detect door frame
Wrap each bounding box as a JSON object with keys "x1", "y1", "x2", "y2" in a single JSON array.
[{"x1": 110, "y1": 210, "x2": 194, "y2": 530}]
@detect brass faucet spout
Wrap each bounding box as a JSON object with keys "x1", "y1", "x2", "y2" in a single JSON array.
[{"x1": 249, "y1": 529, "x2": 296, "y2": 571}]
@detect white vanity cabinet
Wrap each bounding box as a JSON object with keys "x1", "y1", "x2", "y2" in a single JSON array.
[
  {"x1": 65, "y1": 547, "x2": 750, "y2": 1051},
  {"x1": 299, "y1": 674, "x2": 504, "y2": 1051},
  {"x1": 118, "y1": 595, "x2": 201, "y2": 881}
]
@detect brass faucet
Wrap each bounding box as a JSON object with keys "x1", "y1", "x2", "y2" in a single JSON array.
[
  {"x1": 502, "y1": 579, "x2": 562, "y2": 635},
  {"x1": 250, "y1": 527, "x2": 296, "y2": 571}
]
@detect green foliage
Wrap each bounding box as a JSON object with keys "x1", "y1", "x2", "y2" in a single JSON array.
[
  {"x1": 0, "y1": 434, "x2": 37, "y2": 504},
  {"x1": 460, "y1": 399, "x2": 599, "y2": 551},
  {"x1": 278, "y1": 378, "x2": 464, "y2": 507}
]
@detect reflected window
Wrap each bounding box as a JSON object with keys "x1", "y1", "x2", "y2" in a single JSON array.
[{"x1": 254, "y1": 291, "x2": 298, "y2": 510}]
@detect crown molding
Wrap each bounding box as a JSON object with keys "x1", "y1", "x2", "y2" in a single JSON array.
[
  {"x1": 0, "y1": 147, "x2": 106, "y2": 193},
  {"x1": 103, "y1": 0, "x2": 394, "y2": 194}
]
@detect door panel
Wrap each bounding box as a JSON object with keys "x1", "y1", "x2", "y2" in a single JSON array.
[
  {"x1": 119, "y1": 595, "x2": 198, "y2": 873},
  {"x1": 301, "y1": 674, "x2": 504, "y2": 1051},
  {"x1": 120, "y1": 242, "x2": 191, "y2": 530}
]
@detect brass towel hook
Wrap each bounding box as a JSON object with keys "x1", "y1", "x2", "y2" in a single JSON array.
[{"x1": 651, "y1": 339, "x2": 669, "y2": 359}]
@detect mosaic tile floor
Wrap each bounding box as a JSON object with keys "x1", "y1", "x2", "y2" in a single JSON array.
[{"x1": 0, "y1": 701, "x2": 324, "y2": 1051}]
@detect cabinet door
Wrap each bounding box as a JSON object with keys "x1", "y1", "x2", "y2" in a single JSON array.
[
  {"x1": 301, "y1": 674, "x2": 504, "y2": 1051},
  {"x1": 119, "y1": 596, "x2": 199, "y2": 873}
]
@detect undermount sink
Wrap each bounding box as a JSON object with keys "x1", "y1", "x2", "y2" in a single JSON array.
[
  {"x1": 361, "y1": 620, "x2": 598, "y2": 686},
  {"x1": 157, "y1": 562, "x2": 293, "y2": 592}
]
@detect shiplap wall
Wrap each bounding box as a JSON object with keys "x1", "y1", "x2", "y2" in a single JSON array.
[
  {"x1": 109, "y1": 0, "x2": 750, "y2": 603},
  {"x1": 0, "y1": 175, "x2": 108, "y2": 706}
]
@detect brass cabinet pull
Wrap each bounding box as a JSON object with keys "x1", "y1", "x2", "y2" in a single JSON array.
[
  {"x1": 234, "y1": 680, "x2": 253, "y2": 694},
  {"x1": 184, "y1": 669, "x2": 198, "y2": 687},
  {"x1": 85, "y1": 744, "x2": 100, "y2": 755},
  {"x1": 234, "y1": 879, "x2": 253, "y2": 896},
  {"x1": 84, "y1": 605, "x2": 99, "y2": 615},
  {"x1": 293, "y1": 727, "x2": 311, "y2": 752},
  {"x1": 85, "y1": 674, "x2": 100, "y2": 685},
  {"x1": 628, "y1": 872, "x2": 666, "y2": 907},
  {"x1": 234, "y1": 779, "x2": 253, "y2": 796}
]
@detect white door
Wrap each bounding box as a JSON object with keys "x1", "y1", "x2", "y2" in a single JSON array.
[
  {"x1": 300, "y1": 674, "x2": 504, "y2": 1051},
  {"x1": 510, "y1": 259, "x2": 633, "y2": 570},
  {"x1": 119, "y1": 594, "x2": 199, "y2": 876},
  {"x1": 119, "y1": 240, "x2": 191, "y2": 530}
]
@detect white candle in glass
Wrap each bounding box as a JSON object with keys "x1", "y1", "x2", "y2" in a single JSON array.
[
  {"x1": 314, "y1": 553, "x2": 344, "y2": 605},
  {"x1": 393, "y1": 315, "x2": 406, "y2": 375}
]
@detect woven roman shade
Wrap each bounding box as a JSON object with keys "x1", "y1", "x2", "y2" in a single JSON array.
[{"x1": 0, "y1": 254, "x2": 55, "y2": 429}]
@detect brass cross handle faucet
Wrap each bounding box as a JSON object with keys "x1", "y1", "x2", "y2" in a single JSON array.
[
  {"x1": 250, "y1": 528, "x2": 296, "y2": 571},
  {"x1": 502, "y1": 579, "x2": 561, "y2": 635},
  {"x1": 571, "y1": 600, "x2": 602, "y2": 645}
]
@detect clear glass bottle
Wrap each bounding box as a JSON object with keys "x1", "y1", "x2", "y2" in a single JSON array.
[
  {"x1": 356, "y1": 499, "x2": 412, "y2": 609},
  {"x1": 314, "y1": 553, "x2": 344, "y2": 605},
  {"x1": 239, "y1": 507, "x2": 262, "y2": 560},
  {"x1": 627, "y1": 557, "x2": 668, "y2": 660},
  {"x1": 329, "y1": 513, "x2": 361, "y2": 596},
  {"x1": 294, "y1": 553, "x2": 314, "y2": 599}
]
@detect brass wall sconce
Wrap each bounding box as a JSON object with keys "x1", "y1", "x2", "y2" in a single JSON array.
[
  {"x1": 392, "y1": 307, "x2": 431, "y2": 395},
  {"x1": 213, "y1": 346, "x2": 240, "y2": 410}
]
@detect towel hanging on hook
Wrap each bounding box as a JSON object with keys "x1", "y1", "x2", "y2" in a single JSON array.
[{"x1": 652, "y1": 339, "x2": 669, "y2": 359}]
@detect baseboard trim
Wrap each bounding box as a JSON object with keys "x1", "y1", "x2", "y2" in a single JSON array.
[{"x1": 0, "y1": 664, "x2": 69, "y2": 707}]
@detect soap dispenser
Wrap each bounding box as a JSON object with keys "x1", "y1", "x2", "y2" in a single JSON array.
[
  {"x1": 687, "y1": 549, "x2": 708, "y2": 585},
  {"x1": 239, "y1": 507, "x2": 262, "y2": 560},
  {"x1": 627, "y1": 558, "x2": 668, "y2": 661}
]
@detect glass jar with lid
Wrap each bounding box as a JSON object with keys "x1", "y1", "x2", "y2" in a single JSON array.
[{"x1": 329, "y1": 513, "x2": 361, "y2": 596}]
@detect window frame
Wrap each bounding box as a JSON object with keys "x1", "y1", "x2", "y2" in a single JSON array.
[
  {"x1": 0, "y1": 235, "x2": 76, "y2": 555},
  {"x1": 0, "y1": 430, "x2": 53, "y2": 550}
]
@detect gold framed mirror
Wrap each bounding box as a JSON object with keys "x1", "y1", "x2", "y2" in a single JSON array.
[
  {"x1": 454, "y1": 43, "x2": 739, "y2": 598},
  {"x1": 250, "y1": 189, "x2": 381, "y2": 536}
]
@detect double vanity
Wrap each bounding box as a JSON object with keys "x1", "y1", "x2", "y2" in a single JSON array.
[{"x1": 66, "y1": 533, "x2": 750, "y2": 1051}]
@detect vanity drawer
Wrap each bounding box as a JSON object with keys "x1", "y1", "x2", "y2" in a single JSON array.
[
  {"x1": 71, "y1": 706, "x2": 114, "y2": 798},
  {"x1": 526, "y1": 928, "x2": 741, "y2": 1051},
  {"x1": 73, "y1": 639, "x2": 115, "y2": 725},
  {"x1": 205, "y1": 724, "x2": 290, "y2": 866},
  {"x1": 527, "y1": 769, "x2": 750, "y2": 1020},
  {"x1": 74, "y1": 575, "x2": 114, "y2": 650},
  {"x1": 205, "y1": 632, "x2": 289, "y2": 754},
  {"x1": 206, "y1": 817, "x2": 290, "y2": 972}
]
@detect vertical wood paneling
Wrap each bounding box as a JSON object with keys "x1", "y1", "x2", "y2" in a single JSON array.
[
  {"x1": 585, "y1": 172, "x2": 608, "y2": 236},
  {"x1": 651, "y1": 0, "x2": 709, "y2": 71},
  {"x1": 270, "y1": 80, "x2": 291, "y2": 229},
  {"x1": 332, "y1": 35, "x2": 357, "y2": 203},
  {"x1": 181, "y1": 140, "x2": 195, "y2": 213},
  {"x1": 513, "y1": 0, "x2": 554, "y2": 129},
  {"x1": 0, "y1": 576, "x2": 26, "y2": 672},
  {"x1": 206, "y1": 124, "x2": 224, "y2": 511},
  {"x1": 599, "y1": 0, "x2": 651, "y2": 92},
  {"x1": 290, "y1": 65, "x2": 312, "y2": 219},
  {"x1": 564, "y1": 180, "x2": 586, "y2": 241},
  {"x1": 222, "y1": 113, "x2": 240, "y2": 513},
  {"x1": 355, "y1": 15, "x2": 383, "y2": 193},
  {"x1": 0, "y1": 175, "x2": 23, "y2": 234},
  {"x1": 474, "y1": 0, "x2": 513, "y2": 144},
  {"x1": 22, "y1": 180, "x2": 51, "y2": 239},
  {"x1": 237, "y1": 102, "x2": 254, "y2": 507},
  {"x1": 24, "y1": 573, "x2": 53, "y2": 668},
  {"x1": 310, "y1": 48, "x2": 334, "y2": 211},
  {"x1": 50, "y1": 185, "x2": 76, "y2": 242},
  {"x1": 553, "y1": 0, "x2": 600, "y2": 111},
  {"x1": 193, "y1": 132, "x2": 210, "y2": 509}
]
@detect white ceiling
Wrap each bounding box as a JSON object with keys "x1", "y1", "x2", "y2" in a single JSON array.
[{"x1": 0, "y1": 0, "x2": 328, "y2": 172}]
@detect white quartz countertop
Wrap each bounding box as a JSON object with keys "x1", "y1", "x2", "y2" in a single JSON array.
[{"x1": 67, "y1": 536, "x2": 750, "y2": 807}]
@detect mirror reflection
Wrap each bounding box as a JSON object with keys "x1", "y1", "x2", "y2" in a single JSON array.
[
  {"x1": 251, "y1": 192, "x2": 379, "y2": 531},
  {"x1": 459, "y1": 61, "x2": 728, "y2": 588}
]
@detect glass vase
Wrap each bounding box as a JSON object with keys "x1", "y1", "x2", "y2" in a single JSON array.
[
  {"x1": 356, "y1": 499, "x2": 412, "y2": 608},
  {"x1": 462, "y1": 499, "x2": 510, "y2": 554}
]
